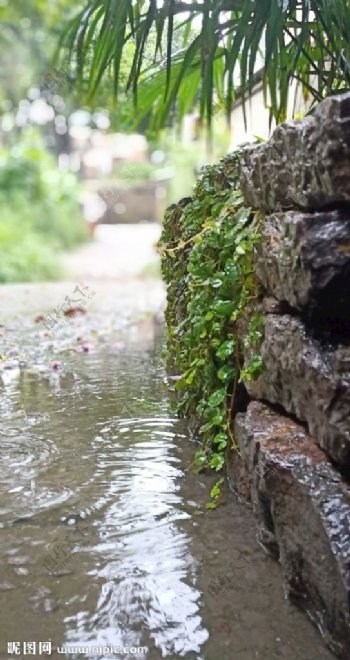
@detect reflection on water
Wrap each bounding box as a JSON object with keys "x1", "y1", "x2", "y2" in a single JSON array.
[{"x1": 0, "y1": 318, "x2": 334, "y2": 659}]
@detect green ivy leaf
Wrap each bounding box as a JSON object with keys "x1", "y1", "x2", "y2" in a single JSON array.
[
  {"x1": 210, "y1": 477, "x2": 224, "y2": 499},
  {"x1": 175, "y1": 378, "x2": 187, "y2": 392},
  {"x1": 210, "y1": 453, "x2": 225, "y2": 471},
  {"x1": 216, "y1": 340, "x2": 235, "y2": 359},
  {"x1": 213, "y1": 432, "x2": 227, "y2": 445},
  {"x1": 211, "y1": 277, "x2": 223, "y2": 288},
  {"x1": 213, "y1": 300, "x2": 235, "y2": 318},
  {"x1": 248, "y1": 355, "x2": 263, "y2": 378},
  {"x1": 194, "y1": 450, "x2": 209, "y2": 471},
  {"x1": 217, "y1": 365, "x2": 235, "y2": 382},
  {"x1": 208, "y1": 388, "x2": 227, "y2": 407}
]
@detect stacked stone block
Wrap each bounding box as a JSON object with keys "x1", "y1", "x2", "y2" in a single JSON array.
[{"x1": 230, "y1": 92, "x2": 350, "y2": 658}]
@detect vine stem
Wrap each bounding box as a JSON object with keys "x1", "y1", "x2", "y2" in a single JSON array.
[
  {"x1": 157, "y1": 225, "x2": 211, "y2": 255},
  {"x1": 226, "y1": 341, "x2": 241, "y2": 448}
]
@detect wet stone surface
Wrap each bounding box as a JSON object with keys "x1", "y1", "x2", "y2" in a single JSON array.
[
  {"x1": 254, "y1": 209, "x2": 350, "y2": 320},
  {"x1": 239, "y1": 92, "x2": 350, "y2": 213},
  {"x1": 0, "y1": 283, "x2": 335, "y2": 659},
  {"x1": 245, "y1": 311, "x2": 350, "y2": 467},
  {"x1": 231, "y1": 401, "x2": 350, "y2": 658}
]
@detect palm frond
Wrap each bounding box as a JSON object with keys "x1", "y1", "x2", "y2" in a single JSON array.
[{"x1": 58, "y1": 0, "x2": 350, "y2": 131}]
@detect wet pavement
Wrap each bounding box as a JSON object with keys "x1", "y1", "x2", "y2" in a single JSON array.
[
  {"x1": 0, "y1": 229, "x2": 335, "y2": 659},
  {"x1": 63, "y1": 224, "x2": 161, "y2": 281}
]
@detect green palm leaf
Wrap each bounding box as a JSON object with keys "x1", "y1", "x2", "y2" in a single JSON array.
[{"x1": 58, "y1": 0, "x2": 350, "y2": 131}]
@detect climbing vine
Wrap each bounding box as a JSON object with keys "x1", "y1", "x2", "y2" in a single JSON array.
[{"x1": 158, "y1": 149, "x2": 263, "y2": 491}]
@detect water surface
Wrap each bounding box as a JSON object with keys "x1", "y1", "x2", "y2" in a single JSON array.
[{"x1": 0, "y1": 297, "x2": 334, "y2": 659}]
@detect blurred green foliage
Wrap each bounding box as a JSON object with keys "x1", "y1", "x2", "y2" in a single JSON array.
[
  {"x1": 0, "y1": 0, "x2": 81, "y2": 108},
  {"x1": 0, "y1": 131, "x2": 87, "y2": 283},
  {"x1": 115, "y1": 160, "x2": 158, "y2": 184}
]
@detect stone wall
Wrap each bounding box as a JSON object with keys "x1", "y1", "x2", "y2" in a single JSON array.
[{"x1": 231, "y1": 92, "x2": 350, "y2": 658}]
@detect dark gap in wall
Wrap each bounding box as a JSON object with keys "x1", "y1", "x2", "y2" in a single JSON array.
[
  {"x1": 302, "y1": 315, "x2": 350, "y2": 348},
  {"x1": 233, "y1": 383, "x2": 250, "y2": 415},
  {"x1": 279, "y1": 199, "x2": 350, "y2": 215},
  {"x1": 328, "y1": 457, "x2": 350, "y2": 481},
  {"x1": 260, "y1": 277, "x2": 350, "y2": 347}
]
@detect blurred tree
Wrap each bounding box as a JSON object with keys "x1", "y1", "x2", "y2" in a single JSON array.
[
  {"x1": 0, "y1": 0, "x2": 79, "y2": 105},
  {"x1": 0, "y1": 0, "x2": 153, "y2": 133}
]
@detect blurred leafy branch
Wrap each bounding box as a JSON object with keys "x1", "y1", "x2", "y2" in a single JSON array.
[{"x1": 59, "y1": 0, "x2": 350, "y2": 133}]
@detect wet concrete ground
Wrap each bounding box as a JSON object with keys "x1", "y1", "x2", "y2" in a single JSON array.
[{"x1": 63, "y1": 224, "x2": 161, "y2": 281}]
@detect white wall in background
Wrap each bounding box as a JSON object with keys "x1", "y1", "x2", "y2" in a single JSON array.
[{"x1": 230, "y1": 80, "x2": 312, "y2": 148}]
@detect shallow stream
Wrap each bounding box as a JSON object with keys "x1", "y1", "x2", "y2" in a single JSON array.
[{"x1": 0, "y1": 285, "x2": 334, "y2": 659}]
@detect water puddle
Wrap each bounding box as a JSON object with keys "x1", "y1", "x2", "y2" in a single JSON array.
[{"x1": 0, "y1": 301, "x2": 334, "y2": 659}]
